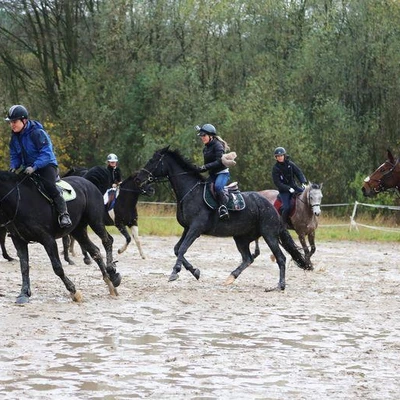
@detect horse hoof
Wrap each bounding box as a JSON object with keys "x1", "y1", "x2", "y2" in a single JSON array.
[
  {"x1": 16, "y1": 295, "x2": 29, "y2": 304},
  {"x1": 168, "y1": 273, "x2": 179, "y2": 282},
  {"x1": 67, "y1": 260, "x2": 75, "y2": 266},
  {"x1": 83, "y1": 258, "x2": 92, "y2": 265},
  {"x1": 72, "y1": 290, "x2": 83, "y2": 302},
  {"x1": 193, "y1": 269, "x2": 200, "y2": 280},
  {"x1": 224, "y1": 274, "x2": 236, "y2": 285},
  {"x1": 110, "y1": 272, "x2": 122, "y2": 288},
  {"x1": 6, "y1": 257, "x2": 14, "y2": 262}
]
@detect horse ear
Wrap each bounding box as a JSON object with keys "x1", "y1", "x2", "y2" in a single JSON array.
[
  {"x1": 319, "y1": 183, "x2": 323, "y2": 188},
  {"x1": 387, "y1": 149, "x2": 394, "y2": 163}
]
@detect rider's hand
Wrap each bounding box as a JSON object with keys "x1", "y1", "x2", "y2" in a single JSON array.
[
  {"x1": 289, "y1": 187, "x2": 295, "y2": 194},
  {"x1": 196, "y1": 165, "x2": 207, "y2": 173},
  {"x1": 24, "y1": 166, "x2": 36, "y2": 175}
]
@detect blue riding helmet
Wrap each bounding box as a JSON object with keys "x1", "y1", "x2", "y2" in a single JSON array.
[{"x1": 196, "y1": 123, "x2": 217, "y2": 137}]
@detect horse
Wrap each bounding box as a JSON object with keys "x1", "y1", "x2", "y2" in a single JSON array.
[
  {"x1": 253, "y1": 183, "x2": 323, "y2": 264},
  {"x1": 62, "y1": 166, "x2": 154, "y2": 264},
  {"x1": 135, "y1": 147, "x2": 312, "y2": 291},
  {"x1": 0, "y1": 171, "x2": 121, "y2": 304},
  {"x1": 362, "y1": 150, "x2": 400, "y2": 196}
]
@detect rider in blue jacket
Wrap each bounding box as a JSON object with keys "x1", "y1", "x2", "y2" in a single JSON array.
[
  {"x1": 6, "y1": 105, "x2": 72, "y2": 228},
  {"x1": 272, "y1": 146, "x2": 307, "y2": 227}
]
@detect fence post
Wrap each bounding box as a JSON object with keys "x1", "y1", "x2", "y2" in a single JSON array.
[{"x1": 349, "y1": 201, "x2": 359, "y2": 231}]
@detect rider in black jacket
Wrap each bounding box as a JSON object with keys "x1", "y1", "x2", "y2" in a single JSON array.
[
  {"x1": 272, "y1": 147, "x2": 307, "y2": 227},
  {"x1": 196, "y1": 123, "x2": 231, "y2": 220}
]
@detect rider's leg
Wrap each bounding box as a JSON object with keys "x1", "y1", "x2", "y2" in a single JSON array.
[
  {"x1": 215, "y1": 172, "x2": 230, "y2": 220},
  {"x1": 280, "y1": 192, "x2": 292, "y2": 228}
]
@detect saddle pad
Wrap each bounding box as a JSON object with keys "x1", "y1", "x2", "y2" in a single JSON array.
[
  {"x1": 203, "y1": 184, "x2": 246, "y2": 211},
  {"x1": 56, "y1": 180, "x2": 76, "y2": 201}
]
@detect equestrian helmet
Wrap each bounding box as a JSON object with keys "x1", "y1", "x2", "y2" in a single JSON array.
[
  {"x1": 107, "y1": 153, "x2": 118, "y2": 162},
  {"x1": 5, "y1": 105, "x2": 29, "y2": 121},
  {"x1": 197, "y1": 123, "x2": 217, "y2": 136},
  {"x1": 274, "y1": 147, "x2": 286, "y2": 156}
]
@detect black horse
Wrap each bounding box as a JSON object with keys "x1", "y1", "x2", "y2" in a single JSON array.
[
  {"x1": 135, "y1": 147, "x2": 312, "y2": 291},
  {"x1": 62, "y1": 166, "x2": 154, "y2": 264},
  {"x1": 0, "y1": 171, "x2": 121, "y2": 304}
]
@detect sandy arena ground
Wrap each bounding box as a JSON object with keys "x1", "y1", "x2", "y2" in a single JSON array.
[{"x1": 0, "y1": 233, "x2": 399, "y2": 399}]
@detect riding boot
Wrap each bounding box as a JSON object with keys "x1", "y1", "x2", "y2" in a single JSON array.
[
  {"x1": 53, "y1": 195, "x2": 72, "y2": 228},
  {"x1": 216, "y1": 191, "x2": 229, "y2": 220},
  {"x1": 281, "y1": 209, "x2": 290, "y2": 228}
]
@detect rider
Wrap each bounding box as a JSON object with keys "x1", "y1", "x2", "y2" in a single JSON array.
[
  {"x1": 105, "y1": 153, "x2": 122, "y2": 207},
  {"x1": 196, "y1": 123, "x2": 231, "y2": 220},
  {"x1": 272, "y1": 146, "x2": 307, "y2": 227},
  {"x1": 106, "y1": 153, "x2": 122, "y2": 187},
  {"x1": 6, "y1": 105, "x2": 72, "y2": 228}
]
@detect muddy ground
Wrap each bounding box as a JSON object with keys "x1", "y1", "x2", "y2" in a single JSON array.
[{"x1": 0, "y1": 233, "x2": 399, "y2": 399}]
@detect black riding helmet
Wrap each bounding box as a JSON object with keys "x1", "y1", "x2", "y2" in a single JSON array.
[
  {"x1": 5, "y1": 105, "x2": 29, "y2": 121},
  {"x1": 196, "y1": 123, "x2": 217, "y2": 137},
  {"x1": 274, "y1": 147, "x2": 286, "y2": 156}
]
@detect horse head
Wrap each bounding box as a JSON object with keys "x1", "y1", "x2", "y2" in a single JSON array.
[
  {"x1": 307, "y1": 183, "x2": 323, "y2": 216},
  {"x1": 362, "y1": 150, "x2": 400, "y2": 197},
  {"x1": 136, "y1": 146, "x2": 202, "y2": 188}
]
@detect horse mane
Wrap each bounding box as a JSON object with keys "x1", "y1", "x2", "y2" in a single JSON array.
[
  {"x1": 0, "y1": 171, "x2": 24, "y2": 183},
  {"x1": 83, "y1": 166, "x2": 111, "y2": 194},
  {"x1": 163, "y1": 147, "x2": 205, "y2": 179}
]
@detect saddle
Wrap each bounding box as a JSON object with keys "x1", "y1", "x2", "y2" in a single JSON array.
[
  {"x1": 31, "y1": 176, "x2": 76, "y2": 202},
  {"x1": 203, "y1": 182, "x2": 246, "y2": 211}
]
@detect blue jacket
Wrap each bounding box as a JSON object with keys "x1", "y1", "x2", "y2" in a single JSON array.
[{"x1": 9, "y1": 120, "x2": 58, "y2": 170}]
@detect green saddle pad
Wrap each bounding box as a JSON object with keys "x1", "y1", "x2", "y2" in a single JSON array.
[
  {"x1": 56, "y1": 180, "x2": 76, "y2": 201},
  {"x1": 203, "y1": 183, "x2": 246, "y2": 211}
]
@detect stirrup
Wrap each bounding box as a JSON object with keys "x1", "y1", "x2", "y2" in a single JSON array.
[
  {"x1": 59, "y1": 213, "x2": 72, "y2": 228},
  {"x1": 218, "y1": 205, "x2": 229, "y2": 220}
]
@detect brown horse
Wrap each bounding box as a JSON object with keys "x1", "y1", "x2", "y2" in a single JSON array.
[
  {"x1": 254, "y1": 183, "x2": 323, "y2": 264},
  {"x1": 362, "y1": 150, "x2": 400, "y2": 196}
]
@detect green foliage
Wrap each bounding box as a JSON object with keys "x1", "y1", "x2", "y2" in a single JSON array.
[{"x1": 2, "y1": 0, "x2": 400, "y2": 213}]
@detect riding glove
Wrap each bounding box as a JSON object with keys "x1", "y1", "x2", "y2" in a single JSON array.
[
  {"x1": 24, "y1": 166, "x2": 36, "y2": 175},
  {"x1": 289, "y1": 187, "x2": 295, "y2": 194}
]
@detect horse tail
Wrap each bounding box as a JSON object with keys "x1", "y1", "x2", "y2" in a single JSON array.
[{"x1": 278, "y1": 228, "x2": 313, "y2": 271}]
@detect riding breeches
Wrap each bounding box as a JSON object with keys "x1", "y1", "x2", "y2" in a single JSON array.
[{"x1": 35, "y1": 164, "x2": 60, "y2": 199}]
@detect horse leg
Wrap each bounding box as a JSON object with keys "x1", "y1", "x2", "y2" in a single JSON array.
[
  {"x1": 62, "y1": 236, "x2": 75, "y2": 265},
  {"x1": 72, "y1": 228, "x2": 120, "y2": 296},
  {"x1": 263, "y1": 234, "x2": 287, "y2": 291},
  {"x1": 130, "y1": 224, "x2": 146, "y2": 259},
  {"x1": 116, "y1": 224, "x2": 132, "y2": 255},
  {"x1": 171, "y1": 229, "x2": 200, "y2": 281},
  {"x1": 252, "y1": 238, "x2": 261, "y2": 260},
  {"x1": 224, "y1": 237, "x2": 254, "y2": 285},
  {"x1": 307, "y1": 231, "x2": 316, "y2": 261},
  {"x1": 11, "y1": 236, "x2": 31, "y2": 304},
  {"x1": 41, "y1": 238, "x2": 83, "y2": 302},
  {"x1": 298, "y1": 233, "x2": 311, "y2": 263},
  {"x1": 0, "y1": 228, "x2": 14, "y2": 261}
]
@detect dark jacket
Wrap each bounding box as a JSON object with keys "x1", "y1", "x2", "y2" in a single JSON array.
[
  {"x1": 9, "y1": 120, "x2": 57, "y2": 170},
  {"x1": 272, "y1": 157, "x2": 307, "y2": 193},
  {"x1": 202, "y1": 139, "x2": 226, "y2": 175},
  {"x1": 107, "y1": 165, "x2": 122, "y2": 185}
]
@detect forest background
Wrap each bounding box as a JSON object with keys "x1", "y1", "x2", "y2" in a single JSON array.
[{"x1": 0, "y1": 0, "x2": 399, "y2": 207}]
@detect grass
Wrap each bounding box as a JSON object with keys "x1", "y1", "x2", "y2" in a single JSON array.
[{"x1": 108, "y1": 202, "x2": 400, "y2": 242}]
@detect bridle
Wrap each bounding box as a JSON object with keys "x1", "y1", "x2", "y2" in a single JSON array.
[
  {"x1": 364, "y1": 160, "x2": 399, "y2": 194},
  {"x1": 138, "y1": 151, "x2": 204, "y2": 205}
]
